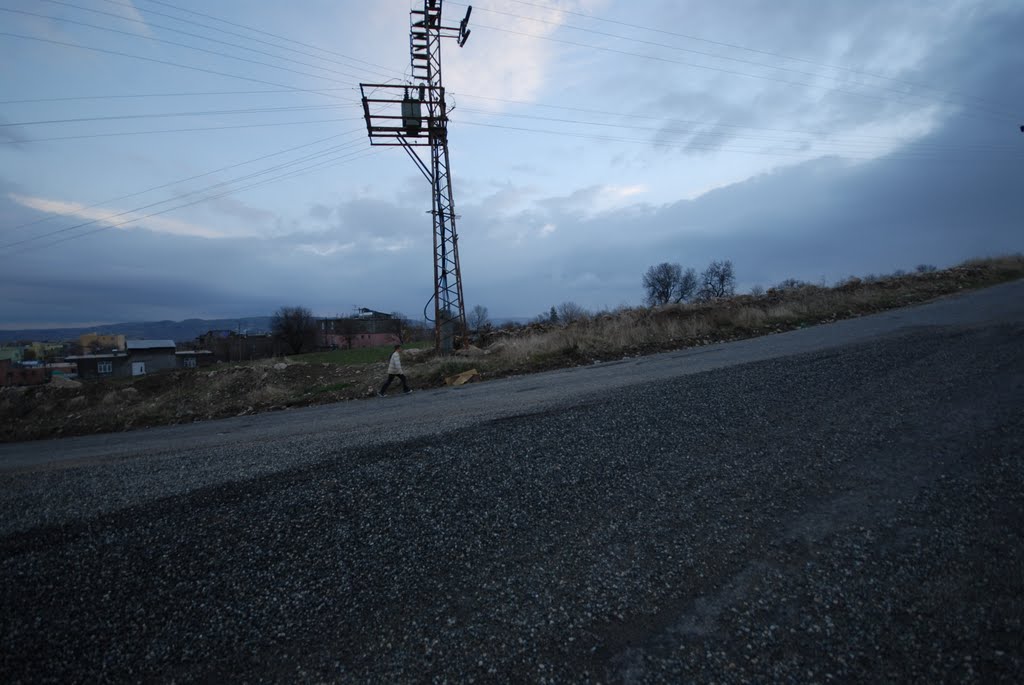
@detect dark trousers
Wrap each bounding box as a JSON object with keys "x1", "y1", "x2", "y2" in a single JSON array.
[{"x1": 380, "y1": 373, "x2": 409, "y2": 394}]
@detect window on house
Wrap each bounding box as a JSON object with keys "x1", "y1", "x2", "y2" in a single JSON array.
[
  {"x1": 183, "y1": 357, "x2": 197, "y2": 369},
  {"x1": 97, "y1": 361, "x2": 113, "y2": 374}
]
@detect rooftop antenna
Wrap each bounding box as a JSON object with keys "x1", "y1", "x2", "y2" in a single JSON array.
[{"x1": 360, "y1": 2, "x2": 473, "y2": 354}]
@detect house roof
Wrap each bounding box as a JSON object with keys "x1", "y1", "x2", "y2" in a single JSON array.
[
  {"x1": 175, "y1": 350, "x2": 214, "y2": 355},
  {"x1": 126, "y1": 339, "x2": 176, "y2": 350}
]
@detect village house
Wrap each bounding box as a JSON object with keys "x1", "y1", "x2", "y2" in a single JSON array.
[
  {"x1": 67, "y1": 340, "x2": 214, "y2": 380},
  {"x1": 27, "y1": 341, "x2": 68, "y2": 362},
  {"x1": 175, "y1": 350, "x2": 215, "y2": 370},
  {"x1": 78, "y1": 332, "x2": 126, "y2": 353},
  {"x1": 65, "y1": 350, "x2": 129, "y2": 380},
  {"x1": 124, "y1": 339, "x2": 177, "y2": 376},
  {"x1": 0, "y1": 346, "x2": 23, "y2": 364},
  {"x1": 319, "y1": 309, "x2": 402, "y2": 349},
  {"x1": 196, "y1": 330, "x2": 285, "y2": 362},
  {"x1": 0, "y1": 358, "x2": 51, "y2": 387}
]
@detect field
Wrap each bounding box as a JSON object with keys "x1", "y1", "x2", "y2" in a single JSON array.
[{"x1": 290, "y1": 341, "x2": 431, "y2": 365}]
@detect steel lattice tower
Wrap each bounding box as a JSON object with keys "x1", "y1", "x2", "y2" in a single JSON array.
[{"x1": 360, "y1": 1, "x2": 471, "y2": 354}]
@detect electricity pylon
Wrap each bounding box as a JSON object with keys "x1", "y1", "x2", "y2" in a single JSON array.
[{"x1": 360, "y1": 1, "x2": 472, "y2": 354}]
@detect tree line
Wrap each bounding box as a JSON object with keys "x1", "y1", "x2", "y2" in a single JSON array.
[
  {"x1": 473, "y1": 261, "x2": 737, "y2": 331},
  {"x1": 642, "y1": 259, "x2": 736, "y2": 306}
]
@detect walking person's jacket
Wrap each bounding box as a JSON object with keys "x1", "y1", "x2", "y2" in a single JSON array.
[{"x1": 387, "y1": 350, "x2": 403, "y2": 374}]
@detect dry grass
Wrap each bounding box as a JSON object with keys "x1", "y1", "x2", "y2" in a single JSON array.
[
  {"x1": 457, "y1": 255, "x2": 1024, "y2": 375},
  {"x1": 961, "y1": 254, "x2": 1024, "y2": 270}
]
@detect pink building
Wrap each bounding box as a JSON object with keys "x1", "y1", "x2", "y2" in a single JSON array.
[{"x1": 319, "y1": 311, "x2": 402, "y2": 349}]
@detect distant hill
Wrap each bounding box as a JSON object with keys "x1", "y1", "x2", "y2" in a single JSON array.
[{"x1": 0, "y1": 317, "x2": 274, "y2": 344}]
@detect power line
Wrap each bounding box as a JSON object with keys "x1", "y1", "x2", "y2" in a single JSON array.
[
  {"x1": 100, "y1": 0, "x2": 403, "y2": 79},
  {"x1": 12, "y1": 3, "x2": 995, "y2": 147},
  {"x1": 468, "y1": 21, "x2": 1017, "y2": 123},
  {"x1": 0, "y1": 7, "x2": 363, "y2": 88},
  {"x1": 0, "y1": 31, "x2": 356, "y2": 103},
  {"x1": 0, "y1": 103, "x2": 359, "y2": 128},
  {"x1": 0, "y1": 114, "x2": 364, "y2": 145},
  {"x1": 32, "y1": 0, "x2": 1007, "y2": 122},
  {"x1": 3, "y1": 81, "x2": 1004, "y2": 156},
  {"x1": 38, "y1": 0, "x2": 398, "y2": 83},
  {"x1": 0, "y1": 87, "x2": 353, "y2": 105},
  {"x1": 464, "y1": 5, "x2": 937, "y2": 102},
  {"x1": 6, "y1": 1, "x2": 1007, "y2": 260},
  {"x1": 482, "y1": 0, "x2": 1014, "y2": 114},
  {"x1": 9, "y1": 148, "x2": 383, "y2": 255},
  {"x1": 7, "y1": 129, "x2": 365, "y2": 233},
  {"x1": 4, "y1": 139, "x2": 365, "y2": 248},
  {"x1": 457, "y1": 3, "x2": 992, "y2": 115},
  {"x1": 454, "y1": 107, "x2": 1011, "y2": 155},
  {"x1": 451, "y1": 92, "x2": 1003, "y2": 146},
  {"x1": 6, "y1": 85, "x2": 1005, "y2": 152},
  {"x1": 453, "y1": 118, "x2": 1022, "y2": 163},
  {"x1": 4, "y1": 140, "x2": 375, "y2": 252}
]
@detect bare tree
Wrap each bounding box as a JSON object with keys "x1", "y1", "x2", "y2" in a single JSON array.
[
  {"x1": 915, "y1": 264, "x2": 937, "y2": 273},
  {"x1": 697, "y1": 260, "x2": 736, "y2": 301},
  {"x1": 678, "y1": 267, "x2": 698, "y2": 302},
  {"x1": 556, "y1": 301, "x2": 588, "y2": 324},
  {"x1": 750, "y1": 284, "x2": 765, "y2": 297},
  {"x1": 642, "y1": 263, "x2": 698, "y2": 305},
  {"x1": 643, "y1": 262, "x2": 682, "y2": 306},
  {"x1": 271, "y1": 305, "x2": 318, "y2": 355},
  {"x1": 469, "y1": 304, "x2": 491, "y2": 330}
]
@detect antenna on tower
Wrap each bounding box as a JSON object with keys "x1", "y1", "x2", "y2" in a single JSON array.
[{"x1": 359, "y1": 0, "x2": 473, "y2": 355}]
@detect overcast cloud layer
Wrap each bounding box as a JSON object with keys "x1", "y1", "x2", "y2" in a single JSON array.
[{"x1": 0, "y1": 0, "x2": 1021, "y2": 328}]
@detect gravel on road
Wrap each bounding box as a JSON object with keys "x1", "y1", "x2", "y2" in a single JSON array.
[{"x1": 2, "y1": 321, "x2": 1022, "y2": 683}]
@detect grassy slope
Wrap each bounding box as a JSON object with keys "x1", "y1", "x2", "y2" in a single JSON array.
[
  {"x1": 290, "y1": 341, "x2": 431, "y2": 366},
  {"x1": 403, "y1": 255, "x2": 1024, "y2": 380}
]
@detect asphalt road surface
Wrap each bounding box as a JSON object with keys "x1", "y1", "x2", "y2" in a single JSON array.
[{"x1": 2, "y1": 281, "x2": 1023, "y2": 683}]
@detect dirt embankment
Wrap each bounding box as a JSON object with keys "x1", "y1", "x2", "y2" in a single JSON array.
[{"x1": 1, "y1": 359, "x2": 386, "y2": 443}]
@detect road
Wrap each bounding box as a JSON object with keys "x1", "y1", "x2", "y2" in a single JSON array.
[{"x1": 2, "y1": 280, "x2": 1023, "y2": 682}]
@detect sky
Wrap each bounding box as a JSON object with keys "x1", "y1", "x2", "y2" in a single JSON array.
[{"x1": 1, "y1": 0, "x2": 1022, "y2": 329}]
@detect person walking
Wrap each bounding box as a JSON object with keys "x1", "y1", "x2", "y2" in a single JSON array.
[{"x1": 378, "y1": 343, "x2": 411, "y2": 396}]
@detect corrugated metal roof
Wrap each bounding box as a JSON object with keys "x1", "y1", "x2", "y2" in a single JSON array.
[{"x1": 126, "y1": 339, "x2": 175, "y2": 350}]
